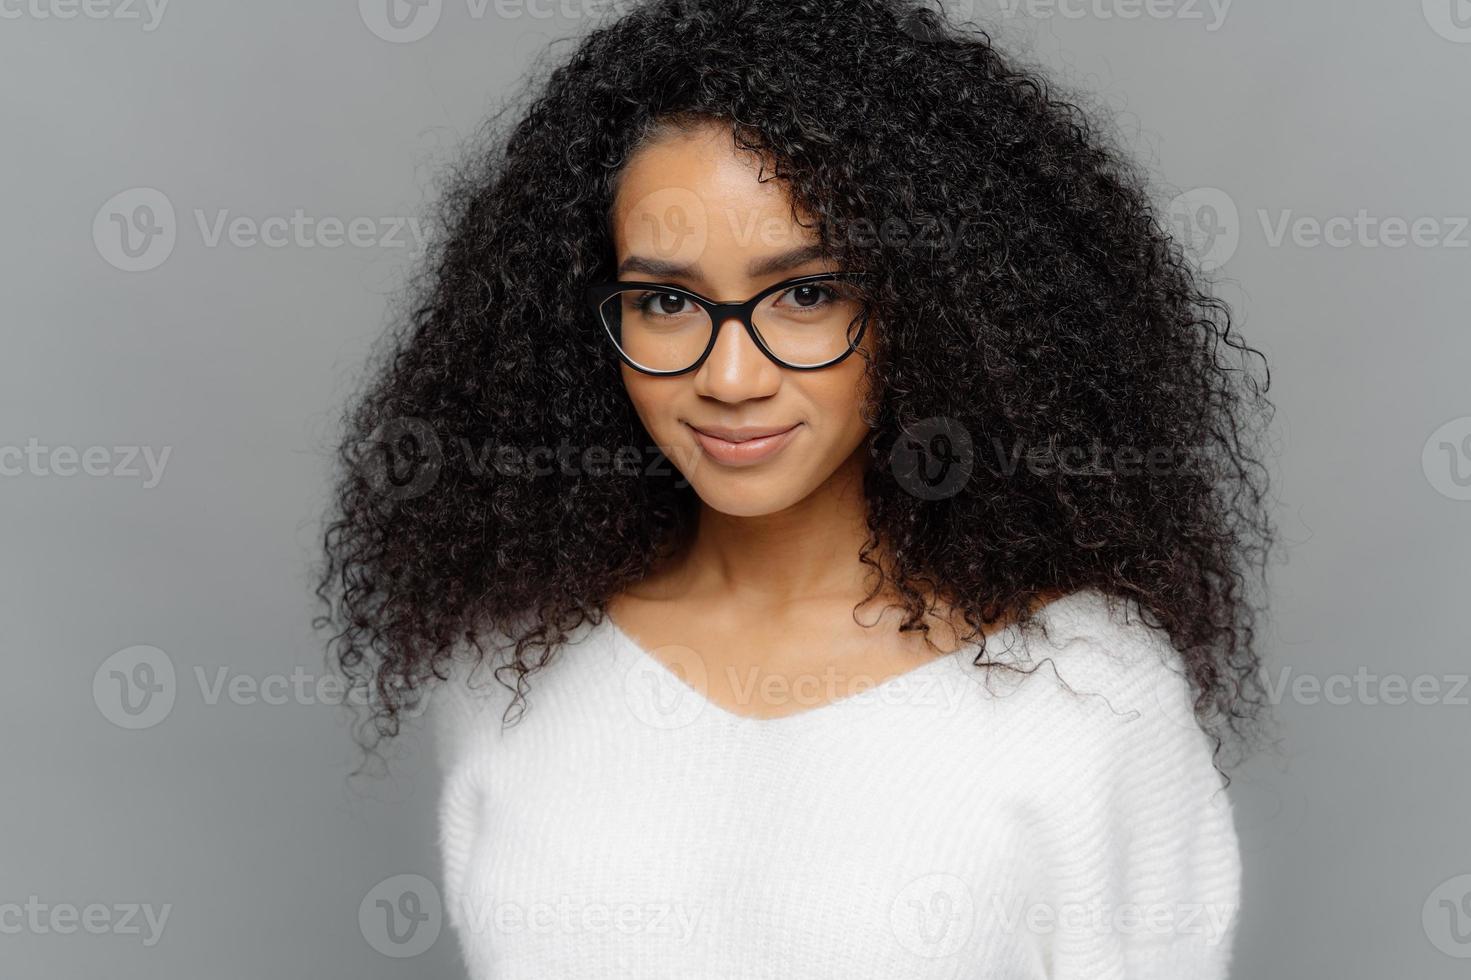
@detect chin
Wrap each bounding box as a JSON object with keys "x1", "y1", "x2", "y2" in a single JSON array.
[{"x1": 685, "y1": 476, "x2": 808, "y2": 518}]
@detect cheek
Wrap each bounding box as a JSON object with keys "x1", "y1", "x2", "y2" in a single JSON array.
[
  {"x1": 807, "y1": 361, "x2": 874, "y2": 437},
  {"x1": 621, "y1": 370, "x2": 676, "y2": 432}
]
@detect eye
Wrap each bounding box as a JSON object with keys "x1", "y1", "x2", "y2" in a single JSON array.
[
  {"x1": 773, "y1": 284, "x2": 835, "y2": 310},
  {"x1": 634, "y1": 291, "x2": 695, "y2": 317}
]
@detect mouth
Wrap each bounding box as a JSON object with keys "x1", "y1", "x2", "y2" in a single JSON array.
[
  {"x1": 686, "y1": 422, "x2": 800, "y2": 443},
  {"x1": 685, "y1": 421, "x2": 802, "y2": 467}
]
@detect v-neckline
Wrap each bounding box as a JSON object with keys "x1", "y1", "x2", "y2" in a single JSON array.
[{"x1": 600, "y1": 609, "x2": 1002, "y2": 729}]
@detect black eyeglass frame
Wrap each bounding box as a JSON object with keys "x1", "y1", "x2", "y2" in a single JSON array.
[{"x1": 583, "y1": 271, "x2": 873, "y2": 377}]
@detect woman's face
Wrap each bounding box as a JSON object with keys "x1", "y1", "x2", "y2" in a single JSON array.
[{"x1": 607, "y1": 122, "x2": 875, "y2": 518}]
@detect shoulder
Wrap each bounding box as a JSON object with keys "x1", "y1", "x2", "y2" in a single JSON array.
[
  {"x1": 425, "y1": 615, "x2": 532, "y2": 772},
  {"x1": 1002, "y1": 587, "x2": 1202, "y2": 735},
  {"x1": 1002, "y1": 590, "x2": 1236, "y2": 857},
  {"x1": 975, "y1": 588, "x2": 1221, "y2": 792},
  {"x1": 426, "y1": 610, "x2": 608, "y2": 771},
  {"x1": 1006, "y1": 592, "x2": 1241, "y2": 976}
]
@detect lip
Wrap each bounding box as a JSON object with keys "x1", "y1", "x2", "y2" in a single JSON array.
[{"x1": 686, "y1": 422, "x2": 802, "y2": 467}]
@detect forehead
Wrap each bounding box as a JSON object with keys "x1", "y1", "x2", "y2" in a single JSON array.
[{"x1": 609, "y1": 123, "x2": 820, "y2": 274}]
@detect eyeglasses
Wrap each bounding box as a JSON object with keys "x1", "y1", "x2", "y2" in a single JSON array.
[{"x1": 583, "y1": 272, "x2": 872, "y2": 376}]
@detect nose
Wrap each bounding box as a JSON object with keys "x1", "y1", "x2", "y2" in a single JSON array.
[{"x1": 691, "y1": 314, "x2": 783, "y2": 400}]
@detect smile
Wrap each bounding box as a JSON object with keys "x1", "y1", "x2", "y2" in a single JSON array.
[{"x1": 686, "y1": 422, "x2": 802, "y2": 467}]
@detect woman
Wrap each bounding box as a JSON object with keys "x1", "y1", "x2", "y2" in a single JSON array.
[{"x1": 316, "y1": 0, "x2": 1276, "y2": 975}]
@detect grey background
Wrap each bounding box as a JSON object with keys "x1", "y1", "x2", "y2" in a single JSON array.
[{"x1": 2, "y1": 0, "x2": 1468, "y2": 977}]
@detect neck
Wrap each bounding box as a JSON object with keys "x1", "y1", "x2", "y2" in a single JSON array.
[{"x1": 674, "y1": 448, "x2": 885, "y2": 609}]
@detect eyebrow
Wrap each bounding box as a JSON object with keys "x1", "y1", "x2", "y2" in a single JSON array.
[{"x1": 616, "y1": 243, "x2": 833, "y2": 281}]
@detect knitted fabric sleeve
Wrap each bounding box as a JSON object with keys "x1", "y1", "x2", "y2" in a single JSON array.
[
  {"x1": 1020, "y1": 610, "x2": 1243, "y2": 980},
  {"x1": 428, "y1": 633, "x2": 514, "y2": 939}
]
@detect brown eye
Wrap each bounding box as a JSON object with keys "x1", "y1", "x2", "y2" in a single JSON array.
[
  {"x1": 774, "y1": 284, "x2": 834, "y2": 311},
  {"x1": 636, "y1": 292, "x2": 692, "y2": 316}
]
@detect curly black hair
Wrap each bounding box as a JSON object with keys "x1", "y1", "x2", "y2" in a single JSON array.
[{"x1": 314, "y1": 0, "x2": 1277, "y2": 774}]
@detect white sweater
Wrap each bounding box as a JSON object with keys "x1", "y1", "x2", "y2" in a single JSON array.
[{"x1": 430, "y1": 587, "x2": 1241, "y2": 979}]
